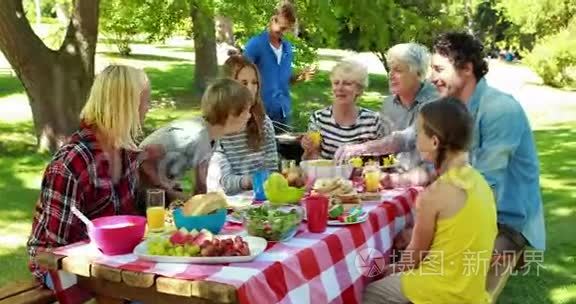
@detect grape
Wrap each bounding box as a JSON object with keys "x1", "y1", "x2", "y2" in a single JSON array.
[
  {"x1": 174, "y1": 246, "x2": 185, "y2": 256},
  {"x1": 185, "y1": 244, "x2": 200, "y2": 256}
]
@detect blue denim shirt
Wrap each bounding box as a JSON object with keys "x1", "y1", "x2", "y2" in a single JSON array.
[
  {"x1": 467, "y1": 78, "x2": 545, "y2": 250},
  {"x1": 244, "y1": 31, "x2": 293, "y2": 124},
  {"x1": 395, "y1": 79, "x2": 546, "y2": 250}
]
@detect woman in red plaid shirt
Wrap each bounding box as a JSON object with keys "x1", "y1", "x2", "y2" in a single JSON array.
[{"x1": 27, "y1": 65, "x2": 153, "y2": 286}]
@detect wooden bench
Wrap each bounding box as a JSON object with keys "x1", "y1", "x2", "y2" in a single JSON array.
[
  {"x1": 487, "y1": 250, "x2": 524, "y2": 304},
  {"x1": 0, "y1": 280, "x2": 56, "y2": 304}
]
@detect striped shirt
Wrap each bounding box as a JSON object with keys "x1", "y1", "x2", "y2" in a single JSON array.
[
  {"x1": 207, "y1": 116, "x2": 279, "y2": 194},
  {"x1": 309, "y1": 106, "x2": 387, "y2": 159}
]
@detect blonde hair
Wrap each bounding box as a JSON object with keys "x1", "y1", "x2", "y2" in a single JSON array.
[
  {"x1": 202, "y1": 78, "x2": 254, "y2": 126},
  {"x1": 330, "y1": 60, "x2": 369, "y2": 89},
  {"x1": 222, "y1": 55, "x2": 266, "y2": 151},
  {"x1": 80, "y1": 65, "x2": 148, "y2": 149}
]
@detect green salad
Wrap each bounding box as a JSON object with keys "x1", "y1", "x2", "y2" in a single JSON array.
[{"x1": 243, "y1": 205, "x2": 302, "y2": 241}]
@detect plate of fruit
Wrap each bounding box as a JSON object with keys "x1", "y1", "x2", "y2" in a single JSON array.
[
  {"x1": 327, "y1": 205, "x2": 368, "y2": 226},
  {"x1": 133, "y1": 228, "x2": 267, "y2": 263}
]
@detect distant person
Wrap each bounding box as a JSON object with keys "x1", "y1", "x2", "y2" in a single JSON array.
[
  {"x1": 244, "y1": 2, "x2": 311, "y2": 131},
  {"x1": 207, "y1": 56, "x2": 279, "y2": 195}
]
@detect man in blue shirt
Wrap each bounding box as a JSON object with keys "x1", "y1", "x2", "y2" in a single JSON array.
[
  {"x1": 430, "y1": 32, "x2": 545, "y2": 252},
  {"x1": 244, "y1": 3, "x2": 296, "y2": 128}
]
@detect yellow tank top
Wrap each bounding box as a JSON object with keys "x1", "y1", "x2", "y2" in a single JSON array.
[{"x1": 401, "y1": 165, "x2": 497, "y2": 304}]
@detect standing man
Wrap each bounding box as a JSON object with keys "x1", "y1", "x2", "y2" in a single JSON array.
[{"x1": 244, "y1": 2, "x2": 297, "y2": 129}]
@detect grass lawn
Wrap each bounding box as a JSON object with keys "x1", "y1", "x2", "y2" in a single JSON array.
[{"x1": 0, "y1": 45, "x2": 575, "y2": 304}]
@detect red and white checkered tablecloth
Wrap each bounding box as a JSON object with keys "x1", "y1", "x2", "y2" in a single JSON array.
[{"x1": 46, "y1": 188, "x2": 420, "y2": 304}]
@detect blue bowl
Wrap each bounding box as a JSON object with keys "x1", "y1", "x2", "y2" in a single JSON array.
[{"x1": 172, "y1": 208, "x2": 226, "y2": 234}]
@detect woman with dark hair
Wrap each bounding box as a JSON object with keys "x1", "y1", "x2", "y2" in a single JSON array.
[
  {"x1": 207, "y1": 55, "x2": 279, "y2": 195},
  {"x1": 363, "y1": 98, "x2": 497, "y2": 304}
]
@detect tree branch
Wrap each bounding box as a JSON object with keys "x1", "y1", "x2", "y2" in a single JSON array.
[
  {"x1": 60, "y1": 0, "x2": 100, "y2": 77},
  {"x1": 0, "y1": 0, "x2": 52, "y2": 73}
]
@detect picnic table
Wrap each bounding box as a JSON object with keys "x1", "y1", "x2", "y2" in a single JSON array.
[{"x1": 37, "y1": 188, "x2": 420, "y2": 304}]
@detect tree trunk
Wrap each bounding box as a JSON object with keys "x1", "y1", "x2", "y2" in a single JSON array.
[
  {"x1": 190, "y1": 0, "x2": 218, "y2": 94},
  {"x1": 0, "y1": 0, "x2": 99, "y2": 152},
  {"x1": 377, "y1": 51, "x2": 389, "y2": 74}
]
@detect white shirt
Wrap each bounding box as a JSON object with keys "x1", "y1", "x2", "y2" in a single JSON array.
[{"x1": 269, "y1": 43, "x2": 283, "y2": 64}]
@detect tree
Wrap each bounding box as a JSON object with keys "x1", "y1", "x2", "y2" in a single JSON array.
[
  {"x1": 0, "y1": 0, "x2": 99, "y2": 152},
  {"x1": 331, "y1": 0, "x2": 464, "y2": 71},
  {"x1": 500, "y1": 0, "x2": 576, "y2": 41},
  {"x1": 190, "y1": 0, "x2": 218, "y2": 93}
]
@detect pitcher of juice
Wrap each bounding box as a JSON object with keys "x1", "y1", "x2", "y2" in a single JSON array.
[
  {"x1": 146, "y1": 189, "x2": 166, "y2": 232},
  {"x1": 364, "y1": 167, "x2": 381, "y2": 193}
]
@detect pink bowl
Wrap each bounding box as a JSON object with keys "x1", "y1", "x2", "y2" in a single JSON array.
[{"x1": 88, "y1": 215, "x2": 146, "y2": 255}]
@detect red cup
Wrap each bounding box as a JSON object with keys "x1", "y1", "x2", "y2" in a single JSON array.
[{"x1": 305, "y1": 194, "x2": 329, "y2": 233}]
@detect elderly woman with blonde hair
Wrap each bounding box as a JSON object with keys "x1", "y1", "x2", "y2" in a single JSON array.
[
  {"x1": 27, "y1": 65, "x2": 152, "y2": 287},
  {"x1": 301, "y1": 60, "x2": 387, "y2": 160}
]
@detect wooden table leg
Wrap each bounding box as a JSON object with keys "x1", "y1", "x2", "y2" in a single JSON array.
[{"x1": 94, "y1": 295, "x2": 125, "y2": 304}]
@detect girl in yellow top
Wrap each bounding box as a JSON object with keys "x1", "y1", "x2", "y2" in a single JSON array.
[{"x1": 363, "y1": 97, "x2": 497, "y2": 304}]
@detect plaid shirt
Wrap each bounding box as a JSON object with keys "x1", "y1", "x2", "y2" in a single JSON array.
[{"x1": 27, "y1": 123, "x2": 142, "y2": 281}]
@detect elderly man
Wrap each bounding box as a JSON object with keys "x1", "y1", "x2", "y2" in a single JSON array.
[{"x1": 334, "y1": 43, "x2": 438, "y2": 185}]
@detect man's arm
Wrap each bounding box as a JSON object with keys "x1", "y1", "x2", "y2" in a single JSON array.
[{"x1": 473, "y1": 103, "x2": 524, "y2": 200}]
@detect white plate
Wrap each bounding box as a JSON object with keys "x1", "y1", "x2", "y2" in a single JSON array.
[
  {"x1": 133, "y1": 235, "x2": 267, "y2": 264},
  {"x1": 227, "y1": 192, "x2": 254, "y2": 208},
  {"x1": 327, "y1": 212, "x2": 368, "y2": 226},
  {"x1": 226, "y1": 214, "x2": 243, "y2": 224}
]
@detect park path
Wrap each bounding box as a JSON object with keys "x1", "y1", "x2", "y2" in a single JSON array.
[{"x1": 2, "y1": 42, "x2": 575, "y2": 127}]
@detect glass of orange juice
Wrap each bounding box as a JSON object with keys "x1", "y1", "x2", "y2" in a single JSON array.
[
  {"x1": 146, "y1": 189, "x2": 166, "y2": 232},
  {"x1": 307, "y1": 130, "x2": 321, "y2": 147},
  {"x1": 364, "y1": 169, "x2": 381, "y2": 193}
]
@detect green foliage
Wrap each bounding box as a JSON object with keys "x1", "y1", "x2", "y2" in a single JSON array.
[
  {"x1": 330, "y1": 0, "x2": 463, "y2": 67},
  {"x1": 472, "y1": 0, "x2": 513, "y2": 47},
  {"x1": 99, "y1": 0, "x2": 189, "y2": 55},
  {"x1": 525, "y1": 18, "x2": 576, "y2": 88},
  {"x1": 499, "y1": 0, "x2": 576, "y2": 42},
  {"x1": 216, "y1": 0, "x2": 335, "y2": 71}
]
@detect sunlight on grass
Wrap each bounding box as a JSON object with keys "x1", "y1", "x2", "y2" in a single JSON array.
[
  {"x1": 549, "y1": 207, "x2": 575, "y2": 217},
  {"x1": 0, "y1": 93, "x2": 30, "y2": 122},
  {"x1": 0, "y1": 222, "x2": 31, "y2": 250},
  {"x1": 550, "y1": 286, "x2": 576, "y2": 304}
]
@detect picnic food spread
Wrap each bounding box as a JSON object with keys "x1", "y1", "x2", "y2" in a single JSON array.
[
  {"x1": 312, "y1": 177, "x2": 361, "y2": 206},
  {"x1": 328, "y1": 205, "x2": 364, "y2": 223},
  {"x1": 281, "y1": 160, "x2": 307, "y2": 188},
  {"x1": 264, "y1": 172, "x2": 306, "y2": 205},
  {"x1": 243, "y1": 205, "x2": 302, "y2": 241},
  {"x1": 147, "y1": 228, "x2": 250, "y2": 257},
  {"x1": 181, "y1": 192, "x2": 228, "y2": 216}
]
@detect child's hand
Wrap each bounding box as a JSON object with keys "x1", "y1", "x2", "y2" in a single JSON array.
[{"x1": 301, "y1": 134, "x2": 316, "y2": 152}]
